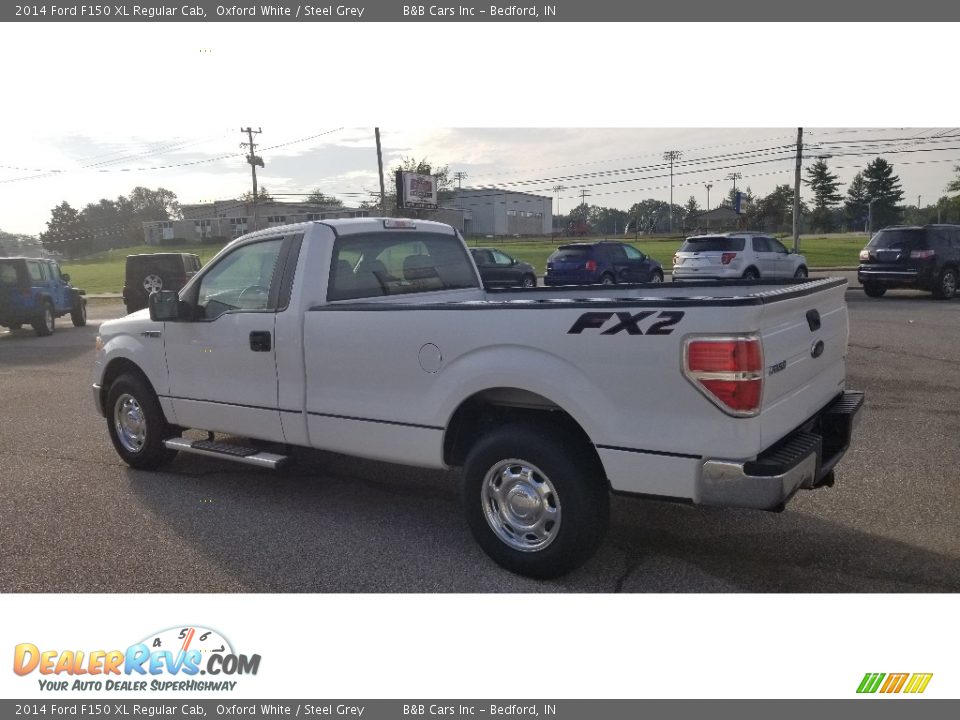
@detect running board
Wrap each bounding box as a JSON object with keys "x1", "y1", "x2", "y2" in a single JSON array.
[{"x1": 163, "y1": 438, "x2": 288, "y2": 469}]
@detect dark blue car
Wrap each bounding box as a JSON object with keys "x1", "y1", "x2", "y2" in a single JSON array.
[
  {"x1": 544, "y1": 241, "x2": 664, "y2": 286},
  {"x1": 0, "y1": 257, "x2": 87, "y2": 336}
]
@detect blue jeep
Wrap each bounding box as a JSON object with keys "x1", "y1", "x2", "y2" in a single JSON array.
[{"x1": 0, "y1": 257, "x2": 87, "y2": 336}]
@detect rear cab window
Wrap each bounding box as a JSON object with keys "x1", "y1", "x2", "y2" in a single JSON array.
[
  {"x1": 328, "y1": 231, "x2": 479, "y2": 301},
  {"x1": 550, "y1": 245, "x2": 591, "y2": 261},
  {"x1": 0, "y1": 262, "x2": 23, "y2": 286},
  {"x1": 680, "y1": 237, "x2": 746, "y2": 252}
]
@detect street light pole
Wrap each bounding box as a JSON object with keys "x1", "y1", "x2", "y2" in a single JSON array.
[
  {"x1": 663, "y1": 150, "x2": 682, "y2": 233},
  {"x1": 704, "y1": 183, "x2": 713, "y2": 211}
]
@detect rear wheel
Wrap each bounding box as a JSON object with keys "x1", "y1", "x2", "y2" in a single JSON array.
[
  {"x1": 71, "y1": 300, "x2": 87, "y2": 327},
  {"x1": 742, "y1": 267, "x2": 760, "y2": 280},
  {"x1": 932, "y1": 268, "x2": 957, "y2": 300},
  {"x1": 461, "y1": 423, "x2": 609, "y2": 579},
  {"x1": 33, "y1": 301, "x2": 54, "y2": 336},
  {"x1": 600, "y1": 273, "x2": 615, "y2": 286},
  {"x1": 863, "y1": 283, "x2": 887, "y2": 298},
  {"x1": 106, "y1": 373, "x2": 179, "y2": 469}
]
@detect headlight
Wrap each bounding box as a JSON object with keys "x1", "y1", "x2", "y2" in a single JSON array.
[{"x1": 859, "y1": 249, "x2": 870, "y2": 261}]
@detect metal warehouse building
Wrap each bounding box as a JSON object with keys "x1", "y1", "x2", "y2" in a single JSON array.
[{"x1": 451, "y1": 189, "x2": 553, "y2": 237}]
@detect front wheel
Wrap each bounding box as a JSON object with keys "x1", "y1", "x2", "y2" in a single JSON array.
[
  {"x1": 522, "y1": 275, "x2": 536, "y2": 289},
  {"x1": 106, "y1": 373, "x2": 179, "y2": 469},
  {"x1": 461, "y1": 423, "x2": 609, "y2": 579},
  {"x1": 650, "y1": 270, "x2": 664, "y2": 283},
  {"x1": 71, "y1": 301, "x2": 87, "y2": 327},
  {"x1": 33, "y1": 301, "x2": 54, "y2": 336},
  {"x1": 794, "y1": 266, "x2": 808, "y2": 279},
  {"x1": 863, "y1": 283, "x2": 887, "y2": 298},
  {"x1": 933, "y1": 268, "x2": 957, "y2": 300}
]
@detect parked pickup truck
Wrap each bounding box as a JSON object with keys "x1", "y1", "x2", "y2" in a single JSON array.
[{"x1": 92, "y1": 218, "x2": 863, "y2": 578}]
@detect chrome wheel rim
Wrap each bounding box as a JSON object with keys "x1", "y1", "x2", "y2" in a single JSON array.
[
  {"x1": 601, "y1": 275, "x2": 614, "y2": 285},
  {"x1": 481, "y1": 459, "x2": 561, "y2": 552},
  {"x1": 44, "y1": 307, "x2": 53, "y2": 331},
  {"x1": 142, "y1": 274, "x2": 163, "y2": 293},
  {"x1": 651, "y1": 273, "x2": 663, "y2": 283},
  {"x1": 523, "y1": 276, "x2": 535, "y2": 288},
  {"x1": 114, "y1": 393, "x2": 146, "y2": 454}
]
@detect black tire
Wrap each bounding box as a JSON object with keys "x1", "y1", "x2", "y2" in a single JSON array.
[
  {"x1": 932, "y1": 268, "x2": 957, "y2": 300},
  {"x1": 105, "y1": 372, "x2": 179, "y2": 469},
  {"x1": 8, "y1": 323, "x2": 22, "y2": 331},
  {"x1": 522, "y1": 275, "x2": 537, "y2": 289},
  {"x1": 461, "y1": 423, "x2": 609, "y2": 579},
  {"x1": 863, "y1": 283, "x2": 887, "y2": 298},
  {"x1": 794, "y1": 266, "x2": 808, "y2": 279},
  {"x1": 32, "y1": 300, "x2": 54, "y2": 336},
  {"x1": 600, "y1": 273, "x2": 615, "y2": 286},
  {"x1": 650, "y1": 270, "x2": 664, "y2": 283},
  {"x1": 742, "y1": 267, "x2": 760, "y2": 280},
  {"x1": 71, "y1": 300, "x2": 87, "y2": 327}
]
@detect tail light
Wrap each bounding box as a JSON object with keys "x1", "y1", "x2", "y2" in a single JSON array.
[
  {"x1": 585, "y1": 260, "x2": 597, "y2": 272},
  {"x1": 859, "y1": 249, "x2": 870, "y2": 261},
  {"x1": 683, "y1": 336, "x2": 763, "y2": 416},
  {"x1": 910, "y1": 249, "x2": 935, "y2": 259},
  {"x1": 721, "y1": 252, "x2": 737, "y2": 265}
]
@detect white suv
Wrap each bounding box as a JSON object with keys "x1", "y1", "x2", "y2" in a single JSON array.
[{"x1": 672, "y1": 232, "x2": 808, "y2": 281}]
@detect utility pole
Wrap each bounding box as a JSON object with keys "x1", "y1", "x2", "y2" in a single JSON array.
[
  {"x1": 375, "y1": 127, "x2": 387, "y2": 217},
  {"x1": 663, "y1": 150, "x2": 682, "y2": 233},
  {"x1": 704, "y1": 182, "x2": 713, "y2": 211},
  {"x1": 552, "y1": 184, "x2": 566, "y2": 232},
  {"x1": 793, "y1": 127, "x2": 803, "y2": 252},
  {"x1": 453, "y1": 171, "x2": 468, "y2": 190},
  {"x1": 241, "y1": 127, "x2": 263, "y2": 231},
  {"x1": 726, "y1": 172, "x2": 742, "y2": 200}
]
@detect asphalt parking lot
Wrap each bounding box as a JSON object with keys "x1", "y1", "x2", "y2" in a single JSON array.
[{"x1": 1, "y1": 284, "x2": 958, "y2": 593}]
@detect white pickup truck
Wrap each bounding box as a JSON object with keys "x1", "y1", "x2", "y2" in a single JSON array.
[{"x1": 92, "y1": 218, "x2": 863, "y2": 578}]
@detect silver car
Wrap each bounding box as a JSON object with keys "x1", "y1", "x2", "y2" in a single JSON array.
[{"x1": 672, "y1": 233, "x2": 808, "y2": 281}]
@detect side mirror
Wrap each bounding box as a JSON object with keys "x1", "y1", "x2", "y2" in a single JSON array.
[
  {"x1": 61, "y1": 273, "x2": 71, "y2": 282},
  {"x1": 149, "y1": 290, "x2": 183, "y2": 321}
]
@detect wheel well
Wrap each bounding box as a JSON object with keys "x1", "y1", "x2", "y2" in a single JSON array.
[
  {"x1": 443, "y1": 388, "x2": 599, "y2": 469},
  {"x1": 744, "y1": 266, "x2": 759, "y2": 276},
  {"x1": 100, "y1": 359, "x2": 157, "y2": 414}
]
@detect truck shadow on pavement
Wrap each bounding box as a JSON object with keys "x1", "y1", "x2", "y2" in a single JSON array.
[
  {"x1": 0, "y1": 324, "x2": 100, "y2": 365},
  {"x1": 122, "y1": 446, "x2": 960, "y2": 593}
]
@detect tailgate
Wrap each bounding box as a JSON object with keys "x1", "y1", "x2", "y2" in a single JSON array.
[{"x1": 757, "y1": 279, "x2": 849, "y2": 449}]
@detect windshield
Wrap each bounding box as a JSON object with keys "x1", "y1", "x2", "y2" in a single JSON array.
[
  {"x1": 679, "y1": 237, "x2": 745, "y2": 252},
  {"x1": 868, "y1": 229, "x2": 924, "y2": 249}
]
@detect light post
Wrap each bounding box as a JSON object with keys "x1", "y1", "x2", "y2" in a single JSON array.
[{"x1": 704, "y1": 183, "x2": 713, "y2": 211}]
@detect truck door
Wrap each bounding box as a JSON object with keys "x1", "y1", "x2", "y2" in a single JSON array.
[
  {"x1": 162, "y1": 236, "x2": 289, "y2": 442},
  {"x1": 46, "y1": 262, "x2": 71, "y2": 311}
]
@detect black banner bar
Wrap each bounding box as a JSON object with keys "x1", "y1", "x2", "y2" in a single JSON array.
[{"x1": 3, "y1": 0, "x2": 956, "y2": 22}]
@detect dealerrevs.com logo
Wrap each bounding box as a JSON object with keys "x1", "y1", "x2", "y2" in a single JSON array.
[
  {"x1": 857, "y1": 673, "x2": 933, "y2": 695},
  {"x1": 13, "y1": 626, "x2": 261, "y2": 692}
]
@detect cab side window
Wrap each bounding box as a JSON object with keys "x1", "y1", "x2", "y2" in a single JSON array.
[
  {"x1": 196, "y1": 238, "x2": 284, "y2": 320},
  {"x1": 623, "y1": 245, "x2": 643, "y2": 260},
  {"x1": 491, "y1": 250, "x2": 514, "y2": 265},
  {"x1": 27, "y1": 262, "x2": 45, "y2": 282}
]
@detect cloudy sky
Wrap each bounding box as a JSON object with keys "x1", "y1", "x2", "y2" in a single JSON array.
[{"x1": 2, "y1": 23, "x2": 958, "y2": 235}]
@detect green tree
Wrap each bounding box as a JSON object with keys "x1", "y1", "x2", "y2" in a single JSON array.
[
  {"x1": 128, "y1": 186, "x2": 181, "y2": 220},
  {"x1": 239, "y1": 186, "x2": 273, "y2": 203},
  {"x1": 40, "y1": 202, "x2": 88, "y2": 258},
  {"x1": 946, "y1": 165, "x2": 960, "y2": 195},
  {"x1": 862, "y1": 157, "x2": 904, "y2": 229},
  {"x1": 752, "y1": 185, "x2": 796, "y2": 233},
  {"x1": 305, "y1": 190, "x2": 343, "y2": 208},
  {"x1": 683, "y1": 196, "x2": 701, "y2": 230},
  {"x1": 804, "y1": 159, "x2": 843, "y2": 232},
  {"x1": 845, "y1": 172, "x2": 869, "y2": 230}
]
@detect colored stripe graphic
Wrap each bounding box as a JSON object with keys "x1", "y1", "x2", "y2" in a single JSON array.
[
  {"x1": 857, "y1": 673, "x2": 885, "y2": 693},
  {"x1": 857, "y1": 672, "x2": 933, "y2": 694},
  {"x1": 904, "y1": 674, "x2": 933, "y2": 694}
]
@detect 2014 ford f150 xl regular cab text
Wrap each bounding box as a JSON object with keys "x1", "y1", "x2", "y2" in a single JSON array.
[{"x1": 92, "y1": 218, "x2": 863, "y2": 578}]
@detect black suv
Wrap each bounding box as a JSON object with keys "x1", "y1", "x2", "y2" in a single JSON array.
[
  {"x1": 858, "y1": 225, "x2": 960, "y2": 299},
  {"x1": 544, "y1": 241, "x2": 664, "y2": 286},
  {"x1": 123, "y1": 252, "x2": 201, "y2": 314},
  {"x1": 0, "y1": 257, "x2": 87, "y2": 336}
]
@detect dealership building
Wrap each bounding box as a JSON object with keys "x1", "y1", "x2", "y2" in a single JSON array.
[{"x1": 451, "y1": 189, "x2": 553, "y2": 237}]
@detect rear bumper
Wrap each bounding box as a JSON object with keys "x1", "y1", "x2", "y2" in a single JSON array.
[
  {"x1": 697, "y1": 391, "x2": 864, "y2": 510},
  {"x1": 858, "y1": 265, "x2": 935, "y2": 288}
]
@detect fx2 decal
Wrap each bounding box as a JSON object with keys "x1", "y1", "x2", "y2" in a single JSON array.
[{"x1": 567, "y1": 310, "x2": 686, "y2": 335}]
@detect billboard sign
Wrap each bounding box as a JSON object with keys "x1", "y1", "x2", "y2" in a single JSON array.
[{"x1": 396, "y1": 171, "x2": 439, "y2": 210}]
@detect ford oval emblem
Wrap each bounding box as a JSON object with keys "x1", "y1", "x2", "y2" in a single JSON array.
[{"x1": 811, "y1": 339, "x2": 825, "y2": 358}]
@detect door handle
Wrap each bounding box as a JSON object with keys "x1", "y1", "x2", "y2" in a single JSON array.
[{"x1": 249, "y1": 331, "x2": 272, "y2": 352}]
